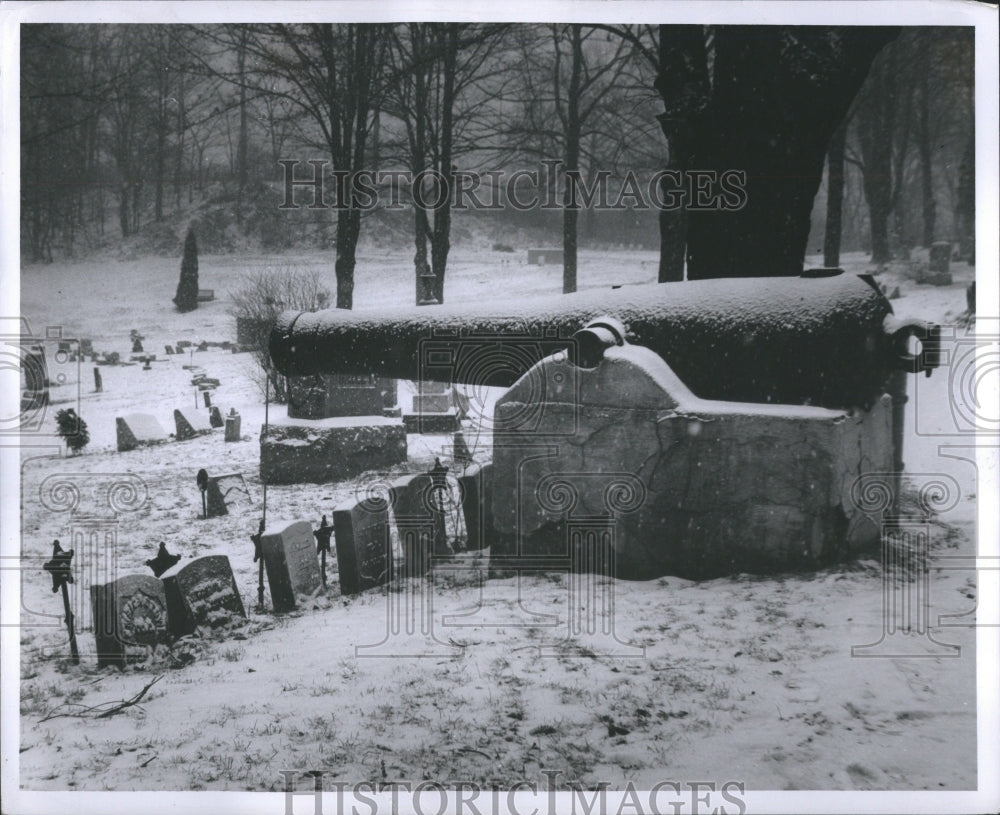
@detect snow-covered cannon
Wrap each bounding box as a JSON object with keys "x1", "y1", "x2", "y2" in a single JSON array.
[{"x1": 270, "y1": 271, "x2": 939, "y2": 578}]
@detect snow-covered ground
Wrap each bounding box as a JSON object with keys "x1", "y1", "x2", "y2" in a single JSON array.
[{"x1": 12, "y1": 246, "x2": 983, "y2": 794}]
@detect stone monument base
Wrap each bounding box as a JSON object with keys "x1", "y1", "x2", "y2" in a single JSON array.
[
  {"x1": 260, "y1": 415, "x2": 407, "y2": 484},
  {"x1": 403, "y1": 408, "x2": 460, "y2": 434}
]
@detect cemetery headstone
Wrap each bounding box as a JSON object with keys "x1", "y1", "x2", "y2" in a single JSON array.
[
  {"x1": 209, "y1": 405, "x2": 224, "y2": 428},
  {"x1": 333, "y1": 495, "x2": 392, "y2": 595},
  {"x1": 288, "y1": 373, "x2": 384, "y2": 419},
  {"x1": 93, "y1": 367, "x2": 102, "y2": 393},
  {"x1": 260, "y1": 520, "x2": 324, "y2": 612},
  {"x1": 80, "y1": 339, "x2": 94, "y2": 357},
  {"x1": 174, "y1": 408, "x2": 214, "y2": 440},
  {"x1": 90, "y1": 574, "x2": 169, "y2": 668},
  {"x1": 203, "y1": 390, "x2": 212, "y2": 408},
  {"x1": 116, "y1": 413, "x2": 169, "y2": 452},
  {"x1": 459, "y1": 462, "x2": 494, "y2": 552},
  {"x1": 388, "y1": 473, "x2": 439, "y2": 577},
  {"x1": 132, "y1": 339, "x2": 144, "y2": 353},
  {"x1": 224, "y1": 409, "x2": 242, "y2": 442},
  {"x1": 162, "y1": 555, "x2": 245, "y2": 637},
  {"x1": 205, "y1": 477, "x2": 228, "y2": 517},
  {"x1": 165, "y1": 345, "x2": 175, "y2": 355},
  {"x1": 927, "y1": 241, "x2": 953, "y2": 286}
]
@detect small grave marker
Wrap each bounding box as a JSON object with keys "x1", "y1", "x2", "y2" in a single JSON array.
[
  {"x1": 459, "y1": 462, "x2": 494, "y2": 552},
  {"x1": 333, "y1": 495, "x2": 392, "y2": 595},
  {"x1": 224, "y1": 409, "x2": 242, "y2": 441},
  {"x1": 162, "y1": 555, "x2": 245, "y2": 636},
  {"x1": 90, "y1": 574, "x2": 169, "y2": 668},
  {"x1": 116, "y1": 413, "x2": 169, "y2": 452},
  {"x1": 388, "y1": 473, "x2": 438, "y2": 577},
  {"x1": 174, "y1": 408, "x2": 213, "y2": 440},
  {"x1": 260, "y1": 520, "x2": 323, "y2": 612}
]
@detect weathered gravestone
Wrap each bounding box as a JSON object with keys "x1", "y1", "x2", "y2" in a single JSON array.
[
  {"x1": 459, "y1": 462, "x2": 494, "y2": 552},
  {"x1": 926, "y1": 241, "x2": 953, "y2": 285},
  {"x1": 260, "y1": 520, "x2": 323, "y2": 612},
  {"x1": 224, "y1": 409, "x2": 242, "y2": 442},
  {"x1": 161, "y1": 555, "x2": 245, "y2": 636},
  {"x1": 174, "y1": 408, "x2": 214, "y2": 440},
  {"x1": 333, "y1": 495, "x2": 392, "y2": 595},
  {"x1": 289, "y1": 373, "x2": 384, "y2": 418},
  {"x1": 388, "y1": 473, "x2": 441, "y2": 577},
  {"x1": 263, "y1": 372, "x2": 407, "y2": 484},
  {"x1": 116, "y1": 413, "x2": 169, "y2": 452},
  {"x1": 90, "y1": 574, "x2": 169, "y2": 668},
  {"x1": 209, "y1": 405, "x2": 224, "y2": 428},
  {"x1": 203, "y1": 390, "x2": 213, "y2": 408},
  {"x1": 404, "y1": 379, "x2": 460, "y2": 433},
  {"x1": 261, "y1": 416, "x2": 407, "y2": 484}
]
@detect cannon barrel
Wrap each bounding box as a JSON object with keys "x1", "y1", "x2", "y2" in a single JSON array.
[{"x1": 270, "y1": 271, "x2": 927, "y2": 410}]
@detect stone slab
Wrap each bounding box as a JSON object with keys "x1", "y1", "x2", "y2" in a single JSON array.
[
  {"x1": 403, "y1": 409, "x2": 460, "y2": 434},
  {"x1": 388, "y1": 473, "x2": 442, "y2": 576},
  {"x1": 459, "y1": 462, "x2": 494, "y2": 552},
  {"x1": 288, "y1": 373, "x2": 383, "y2": 419},
  {"x1": 333, "y1": 496, "x2": 392, "y2": 595},
  {"x1": 174, "y1": 408, "x2": 214, "y2": 440},
  {"x1": 90, "y1": 574, "x2": 169, "y2": 668},
  {"x1": 412, "y1": 393, "x2": 452, "y2": 413},
  {"x1": 116, "y1": 413, "x2": 169, "y2": 452},
  {"x1": 260, "y1": 520, "x2": 323, "y2": 613},
  {"x1": 162, "y1": 555, "x2": 245, "y2": 636},
  {"x1": 260, "y1": 416, "x2": 407, "y2": 484},
  {"x1": 224, "y1": 412, "x2": 242, "y2": 442}
]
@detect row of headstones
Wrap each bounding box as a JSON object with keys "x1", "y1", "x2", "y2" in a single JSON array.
[
  {"x1": 116, "y1": 408, "x2": 242, "y2": 451},
  {"x1": 167, "y1": 339, "x2": 247, "y2": 355},
  {"x1": 90, "y1": 554, "x2": 245, "y2": 668},
  {"x1": 261, "y1": 462, "x2": 493, "y2": 611}
]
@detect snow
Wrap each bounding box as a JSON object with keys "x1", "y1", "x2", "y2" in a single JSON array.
[{"x1": 11, "y1": 245, "x2": 986, "y2": 798}]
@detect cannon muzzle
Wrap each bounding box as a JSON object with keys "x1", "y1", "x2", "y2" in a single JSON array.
[{"x1": 270, "y1": 271, "x2": 937, "y2": 410}]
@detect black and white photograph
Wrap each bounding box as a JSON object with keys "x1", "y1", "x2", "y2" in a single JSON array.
[{"x1": 1, "y1": 2, "x2": 997, "y2": 814}]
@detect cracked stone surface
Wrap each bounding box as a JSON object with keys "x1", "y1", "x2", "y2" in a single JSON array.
[
  {"x1": 259, "y1": 415, "x2": 407, "y2": 484},
  {"x1": 491, "y1": 344, "x2": 893, "y2": 579}
]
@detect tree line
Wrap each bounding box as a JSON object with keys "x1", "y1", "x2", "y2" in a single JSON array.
[{"x1": 21, "y1": 24, "x2": 974, "y2": 306}]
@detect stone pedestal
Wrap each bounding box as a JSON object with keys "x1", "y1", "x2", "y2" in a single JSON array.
[
  {"x1": 260, "y1": 416, "x2": 407, "y2": 484},
  {"x1": 491, "y1": 344, "x2": 893, "y2": 579},
  {"x1": 224, "y1": 411, "x2": 242, "y2": 442}
]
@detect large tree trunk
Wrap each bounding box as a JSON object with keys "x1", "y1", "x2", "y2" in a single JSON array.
[
  {"x1": 655, "y1": 25, "x2": 710, "y2": 282},
  {"x1": 335, "y1": 209, "x2": 360, "y2": 310},
  {"x1": 430, "y1": 24, "x2": 459, "y2": 304},
  {"x1": 670, "y1": 27, "x2": 897, "y2": 279},
  {"x1": 917, "y1": 54, "x2": 935, "y2": 247},
  {"x1": 824, "y1": 118, "x2": 848, "y2": 268},
  {"x1": 562, "y1": 25, "x2": 583, "y2": 294}
]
